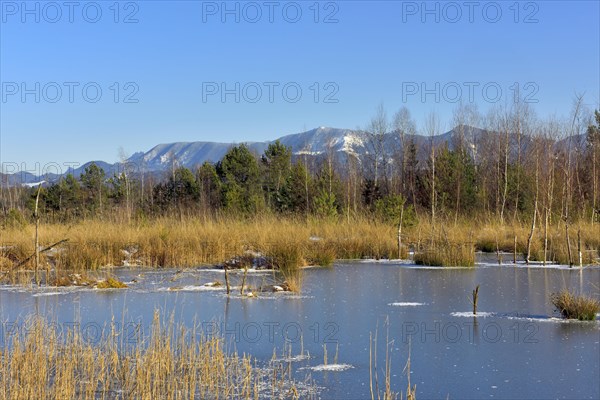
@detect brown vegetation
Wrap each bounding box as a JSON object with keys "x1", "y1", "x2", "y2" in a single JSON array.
[
  {"x1": 551, "y1": 290, "x2": 600, "y2": 321},
  {"x1": 0, "y1": 311, "x2": 311, "y2": 399}
]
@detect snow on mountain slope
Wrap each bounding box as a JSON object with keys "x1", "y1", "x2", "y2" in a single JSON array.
[
  {"x1": 4, "y1": 125, "x2": 525, "y2": 185},
  {"x1": 127, "y1": 127, "x2": 365, "y2": 170}
]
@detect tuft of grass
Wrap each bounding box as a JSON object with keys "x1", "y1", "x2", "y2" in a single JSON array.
[
  {"x1": 95, "y1": 276, "x2": 128, "y2": 289},
  {"x1": 415, "y1": 241, "x2": 475, "y2": 267},
  {"x1": 52, "y1": 273, "x2": 95, "y2": 287},
  {"x1": 551, "y1": 290, "x2": 600, "y2": 321},
  {"x1": 267, "y1": 241, "x2": 304, "y2": 292},
  {"x1": 306, "y1": 242, "x2": 336, "y2": 266}
]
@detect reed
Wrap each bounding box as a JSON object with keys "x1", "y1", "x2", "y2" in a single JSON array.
[
  {"x1": 0, "y1": 311, "x2": 313, "y2": 399},
  {"x1": 1, "y1": 216, "x2": 599, "y2": 285},
  {"x1": 551, "y1": 290, "x2": 600, "y2": 321},
  {"x1": 414, "y1": 228, "x2": 475, "y2": 267}
]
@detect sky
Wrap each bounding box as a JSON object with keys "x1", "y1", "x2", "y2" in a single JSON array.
[{"x1": 1, "y1": 0, "x2": 599, "y2": 172}]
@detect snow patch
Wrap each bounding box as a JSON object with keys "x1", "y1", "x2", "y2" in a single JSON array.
[
  {"x1": 22, "y1": 180, "x2": 46, "y2": 188},
  {"x1": 451, "y1": 311, "x2": 493, "y2": 318},
  {"x1": 389, "y1": 302, "x2": 426, "y2": 307},
  {"x1": 162, "y1": 285, "x2": 225, "y2": 292},
  {"x1": 32, "y1": 291, "x2": 65, "y2": 297},
  {"x1": 306, "y1": 364, "x2": 354, "y2": 372},
  {"x1": 504, "y1": 315, "x2": 600, "y2": 324}
]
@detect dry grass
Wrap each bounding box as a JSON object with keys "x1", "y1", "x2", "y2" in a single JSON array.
[
  {"x1": 0, "y1": 216, "x2": 398, "y2": 277},
  {"x1": 551, "y1": 290, "x2": 600, "y2": 321},
  {"x1": 1, "y1": 216, "x2": 598, "y2": 284},
  {"x1": 95, "y1": 276, "x2": 128, "y2": 289},
  {"x1": 415, "y1": 242, "x2": 475, "y2": 267},
  {"x1": 369, "y1": 320, "x2": 417, "y2": 400},
  {"x1": 0, "y1": 311, "x2": 311, "y2": 399},
  {"x1": 413, "y1": 226, "x2": 475, "y2": 267}
]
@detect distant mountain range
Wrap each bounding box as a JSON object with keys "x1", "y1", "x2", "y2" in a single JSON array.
[{"x1": 1, "y1": 126, "x2": 587, "y2": 187}]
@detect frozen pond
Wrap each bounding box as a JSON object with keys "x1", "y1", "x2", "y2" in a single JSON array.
[{"x1": 1, "y1": 260, "x2": 599, "y2": 399}]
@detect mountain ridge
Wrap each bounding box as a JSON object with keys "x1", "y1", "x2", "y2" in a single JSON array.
[{"x1": 1, "y1": 126, "x2": 587, "y2": 186}]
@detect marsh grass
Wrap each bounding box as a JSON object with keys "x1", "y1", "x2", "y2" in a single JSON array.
[
  {"x1": 0, "y1": 311, "x2": 312, "y2": 399},
  {"x1": 1, "y1": 216, "x2": 598, "y2": 285},
  {"x1": 266, "y1": 241, "x2": 305, "y2": 292},
  {"x1": 414, "y1": 228, "x2": 475, "y2": 267},
  {"x1": 369, "y1": 319, "x2": 417, "y2": 400},
  {"x1": 95, "y1": 276, "x2": 128, "y2": 289},
  {"x1": 414, "y1": 242, "x2": 475, "y2": 267},
  {"x1": 551, "y1": 290, "x2": 600, "y2": 321}
]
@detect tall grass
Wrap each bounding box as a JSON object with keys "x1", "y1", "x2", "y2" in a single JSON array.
[
  {"x1": 1, "y1": 216, "x2": 598, "y2": 284},
  {"x1": 551, "y1": 290, "x2": 600, "y2": 321},
  {"x1": 0, "y1": 311, "x2": 312, "y2": 399},
  {"x1": 0, "y1": 216, "x2": 398, "y2": 281},
  {"x1": 414, "y1": 227, "x2": 475, "y2": 267}
]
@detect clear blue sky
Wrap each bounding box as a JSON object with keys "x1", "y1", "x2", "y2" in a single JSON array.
[{"x1": 1, "y1": 0, "x2": 599, "y2": 170}]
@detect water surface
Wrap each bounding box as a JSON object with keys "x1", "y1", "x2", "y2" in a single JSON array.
[{"x1": 1, "y1": 260, "x2": 599, "y2": 399}]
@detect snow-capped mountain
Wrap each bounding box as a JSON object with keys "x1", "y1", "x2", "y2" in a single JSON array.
[
  {"x1": 125, "y1": 127, "x2": 367, "y2": 171},
  {"x1": 3, "y1": 125, "x2": 573, "y2": 186}
]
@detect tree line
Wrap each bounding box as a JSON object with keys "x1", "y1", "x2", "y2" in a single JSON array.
[{"x1": 1, "y1": 102, "x2": 599, "y2": 228}]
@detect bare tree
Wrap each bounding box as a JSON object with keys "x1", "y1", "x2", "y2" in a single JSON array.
[
  {"x1": 511, "y1": 102, "x2": 535, "y2": 222},
  {"x1": 365, "y1": 104, "x2": 390, "y2": 191},
  {"x1": 118, "y1": 147, "x2": 132, "y2": 223},
  {"x1": 452, "y1": 103, "x2": 481, "y2": 225},
  {"x1": 424, "y1": 112, "x2": 441, "y2": 227},
  {"x1": 563, "y1": 95, "x2": 586, "y2": 266},
  {"x1": 526, "y1": 129, "x2": 542, "y2": 264},
  {"x1": 493, "y1": 105, "x2": 511, "y2": 225},
  {"x1": 542, "y1": 117, "x2": 560, "y2": 265},
  {"x1": 393, "y1": 106, "x2": 416, "y2": 196}
]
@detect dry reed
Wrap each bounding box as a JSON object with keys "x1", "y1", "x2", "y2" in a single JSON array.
[{"x1": 0, "y1": 311, "x2": 313, "y2": 399}]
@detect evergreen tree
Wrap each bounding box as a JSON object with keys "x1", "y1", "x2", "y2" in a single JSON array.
[
  {"x1": 261, "y1": 140, "x2": 292, "y2": 210},
  {"x1": 219, "y1": 144, "x2": 262, "y2": 214}
]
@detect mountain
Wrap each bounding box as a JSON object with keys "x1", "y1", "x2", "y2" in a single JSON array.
[
  {"x1": 123, "y1": 125, "x2": 488, "y2": 171},
  {"x1": 1, "y1": 125, "x2": 572, "y2": 186},
  {"x1": 125, "y1": 127, "x2": 362, "y2": 171}
]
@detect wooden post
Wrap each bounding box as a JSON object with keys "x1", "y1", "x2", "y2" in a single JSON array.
[
  {"x1": 496, "y1": 237, "x2": 501, "y2": 265},
  {"x1": 472, "y1": 285, "x2": 480, "y2": 315},
  {"x1": 224, "y1": 265, "x2": 230, "y2": 295},
  {"x1": 240, "y1": 266, "x2": 248, "y2": 295},
  {"x1": 513, "y1": 235, "x2": 517, "y2": 264}
]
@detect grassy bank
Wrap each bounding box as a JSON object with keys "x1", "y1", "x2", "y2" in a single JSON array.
[{"x1": 0, "y1": 216, "x2": 598, "y2": 282}]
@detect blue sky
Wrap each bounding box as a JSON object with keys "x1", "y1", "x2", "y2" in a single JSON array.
[{"x1": 1, "y1": 0, "x2": 599, "y2": 170}]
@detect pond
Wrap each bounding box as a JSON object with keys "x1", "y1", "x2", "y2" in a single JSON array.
[{"x1": 1, "y1": 259, "x2": 599, "y2": 399}]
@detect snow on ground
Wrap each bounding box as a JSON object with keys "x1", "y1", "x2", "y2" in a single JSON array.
[{"x1": 305, "y1": 364, "x2": 354, "y2": 372}]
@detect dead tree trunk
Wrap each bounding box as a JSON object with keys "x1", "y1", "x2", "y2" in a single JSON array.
[
  {"x1": 472, "y1": 285, "x2": 480, "y2": 315},
  {"x1": 34, "y1": 184, "x2": 42, "y2": 285},
  {"x1": 543, "y1": 208, "x2": 549, "y2": 266},
  {"x1": 398, "y1": 203, "x2": 405, "y2": 259},
  {"x1": 565, "y1": 220, "x2": 573, "y2": 267},
  {"x1": 526, "y1": 149, "x2": 540, "y2": 264},
  {"x1": 577, "y1": 228, "x2": 582, "y2": 268}
]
